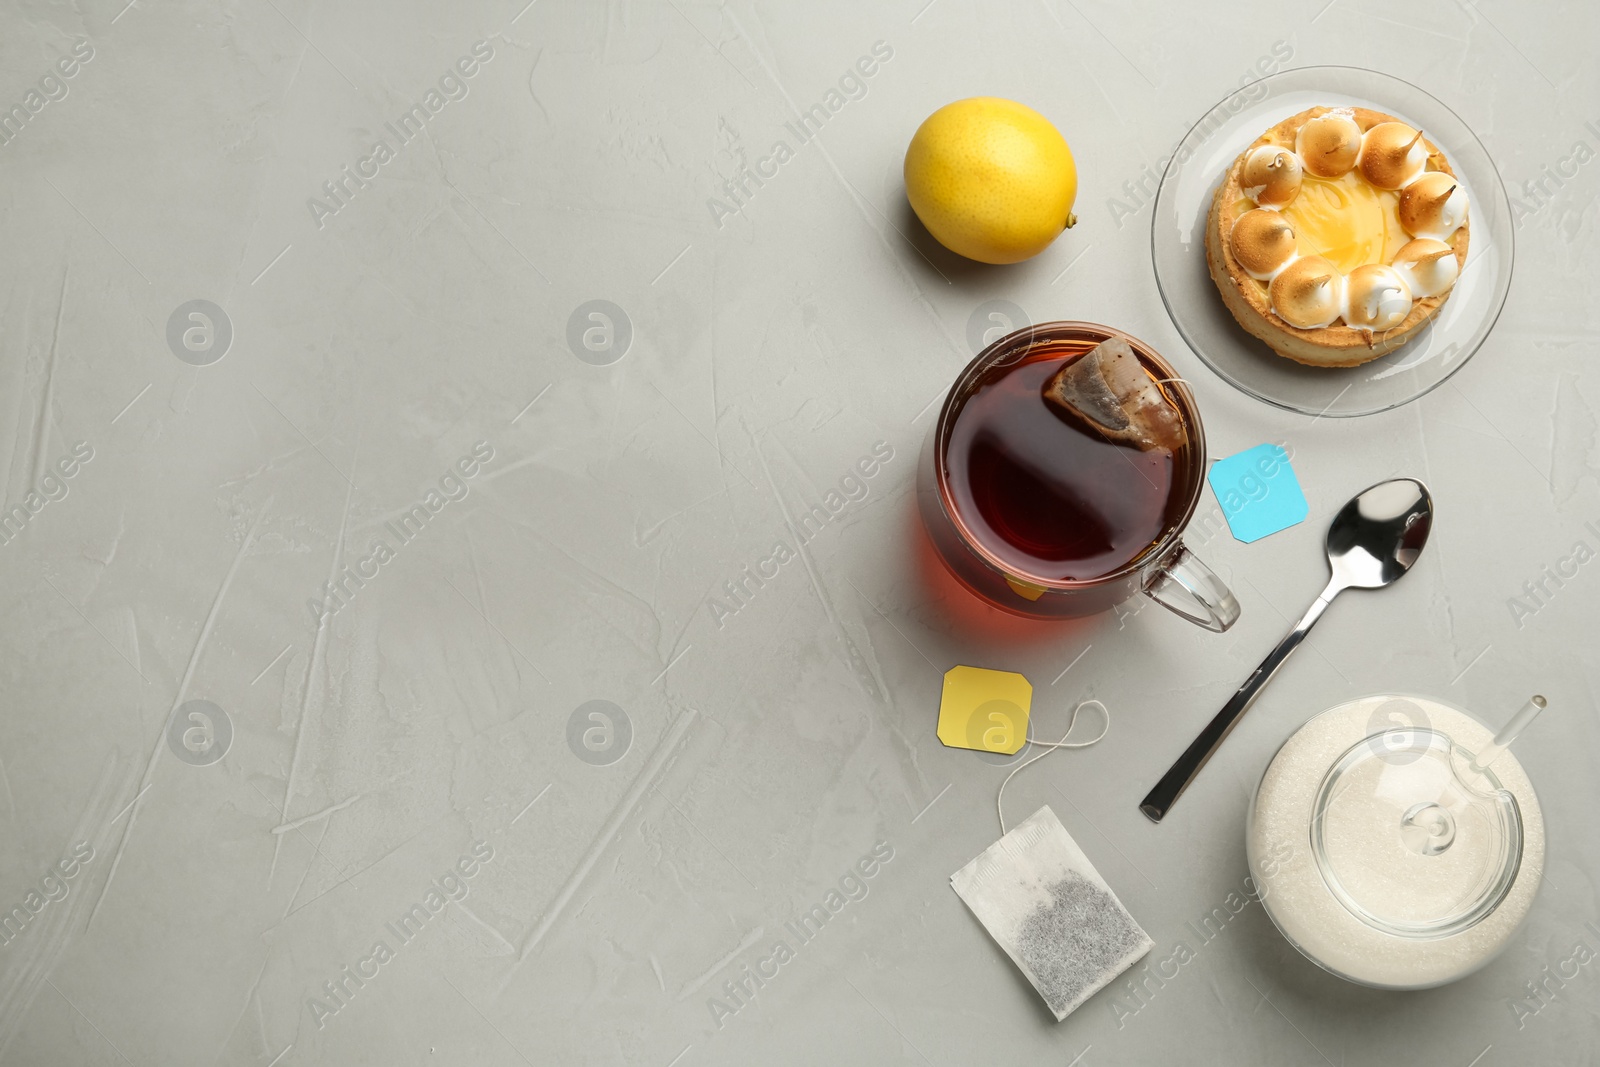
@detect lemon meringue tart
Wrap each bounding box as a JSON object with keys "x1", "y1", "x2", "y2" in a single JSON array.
[{"x1": 1205, "y1": 105, "x2": 1469, "y2": 367}]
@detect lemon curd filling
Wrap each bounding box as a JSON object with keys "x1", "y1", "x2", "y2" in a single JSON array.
[{"x1": 1279, "y1": 172, "x2": 1405, "y2": 275}]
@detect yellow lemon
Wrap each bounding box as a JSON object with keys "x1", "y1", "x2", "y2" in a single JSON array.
[{"x1": 904, "y1": 97, "x2": 1078, "y2": 264}]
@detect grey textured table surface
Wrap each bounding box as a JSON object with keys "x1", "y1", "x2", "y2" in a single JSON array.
[{"x1": 1, "y1": 1, "x2": 1597, "y2": 1064}]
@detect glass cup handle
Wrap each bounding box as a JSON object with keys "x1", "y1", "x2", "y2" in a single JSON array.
[{"x1": 1143, "y1": 541, "x2": 1240, "y2": 632}]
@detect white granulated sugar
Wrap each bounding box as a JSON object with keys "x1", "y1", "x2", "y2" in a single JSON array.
[
  {"x1": 952, "y1": 806, "x2": 1152, "y2": 1020},
  {"x1": 1249, "y1": 695, "x2": 1544, "y2": 989}
]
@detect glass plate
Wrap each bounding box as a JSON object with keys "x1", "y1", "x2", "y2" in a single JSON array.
[{"x1": 1150, "y1": 65, "x2": 1513, "y2": 417}]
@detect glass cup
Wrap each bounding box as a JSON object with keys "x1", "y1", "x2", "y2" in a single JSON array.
[{"x1": 917, "y1": 321, "x2": 1239, "y2": 630}]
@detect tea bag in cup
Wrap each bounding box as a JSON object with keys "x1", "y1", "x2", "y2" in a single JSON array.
[
  {"x1": 1043, "y1": 336, "x2": 1187, "y2": 453},
  {"x1": 951, "y1": 805, "x2": 1152, "y2": 1021}
]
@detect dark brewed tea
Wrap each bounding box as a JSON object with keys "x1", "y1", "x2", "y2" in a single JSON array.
[{"x1": 944, "y1": 340, "x2": 1195, "y2": 583}]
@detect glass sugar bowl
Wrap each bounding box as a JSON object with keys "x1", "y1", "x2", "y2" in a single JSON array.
[{"x1": 1247, "y1": 693, "x2": 1546, "y2": 989}]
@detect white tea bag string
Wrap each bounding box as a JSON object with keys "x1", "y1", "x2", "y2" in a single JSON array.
[{"x1": 997, "y1": 699, "x2": 1109, "y2": 833}]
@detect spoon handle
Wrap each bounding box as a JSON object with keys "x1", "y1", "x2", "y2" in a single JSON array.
[{"x1": 1140, "y1": 579, "x2": 1342, "y2": 823}]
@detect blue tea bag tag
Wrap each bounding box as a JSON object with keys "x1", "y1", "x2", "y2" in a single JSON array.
[{"x1": 1207, "y1": 444, "x2": 1307, "y2": 543}]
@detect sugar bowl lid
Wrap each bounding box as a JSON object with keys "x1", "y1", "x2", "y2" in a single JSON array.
[{"x1": 1308, "y1": 697, "x2": 1545, "y2": 939}]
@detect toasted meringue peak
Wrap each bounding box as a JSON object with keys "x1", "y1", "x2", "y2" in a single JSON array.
[
  {"x1": 1241, "y1": 145, "x2": 1303, "y2": 207},
  {"x1": 1358, "y1": 122, "x2": 1429, "y2": 190},
  {"x1": 1399, "y1": 171, "x2": 1468, "y2": 239},
  {"x1": 1270, "y1": 256, "x2": 1343, "y2": 329},
  {"x1": 1295, "y1": 112, "x2": 1362, "y2": 178},
  {"x1": 1391, "y1": 238, "x2": 1459, "y2": 298},
  {"x1": 1343, "y1": 264, "x2": 1414, "y2": 330},
  {"x1": 1230, "y1": 209, "x2": 1298, "y2": 279}
]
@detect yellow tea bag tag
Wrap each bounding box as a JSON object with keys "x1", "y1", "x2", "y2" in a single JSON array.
[
  {"x1": 1004, "y1": 575, "x2": 1047, "y2": 602},
  {"x1": 938, "y1": 666, "x2": 1032, "y2": 754}
]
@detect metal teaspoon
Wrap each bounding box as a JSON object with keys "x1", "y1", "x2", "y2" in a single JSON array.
[{"x1": 1139, "y1": 478, "x2": 1434, "y2": 823}]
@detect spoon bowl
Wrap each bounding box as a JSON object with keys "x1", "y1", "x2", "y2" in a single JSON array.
[{"x1": 1329, "y1": 479, "x2": 1433, "y2": 589}]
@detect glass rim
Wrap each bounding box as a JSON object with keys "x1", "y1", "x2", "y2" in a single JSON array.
[{"x1": 931, "y1": 320, "x2": 1206, "y2": 591}]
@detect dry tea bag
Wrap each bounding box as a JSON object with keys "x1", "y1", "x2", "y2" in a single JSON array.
[
  {"x1": 951, "y1": 806, "x2": 1152, "y2": 1021},
  {"x1": 1043, "y1": 336, "x2": 1188, "y2": 453}
]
